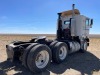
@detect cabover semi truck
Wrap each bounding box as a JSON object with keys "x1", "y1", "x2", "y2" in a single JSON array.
[{"x1": 6, "y1": 4, "x2": 93, "y2": 73}]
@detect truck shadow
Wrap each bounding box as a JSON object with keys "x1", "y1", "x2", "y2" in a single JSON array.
[
  {"x1": 48, "y1": 51, "x2": 100, "y2": 75},
  {"x1": 0, "y1": 51, "x2": 100, "y2": 75}
]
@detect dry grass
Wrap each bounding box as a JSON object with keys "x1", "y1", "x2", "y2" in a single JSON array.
[{"x1": 0, "y1": 35, "x2": 100, "y2": 75}]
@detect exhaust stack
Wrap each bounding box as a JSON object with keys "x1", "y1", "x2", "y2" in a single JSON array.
[{"x1": 72, "y1": 4, "x2": 75, "y2": 18}]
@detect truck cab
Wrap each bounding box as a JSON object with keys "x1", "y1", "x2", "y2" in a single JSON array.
[{"x1": 57, "y1": 9, "x2": 93, "y2": 40}]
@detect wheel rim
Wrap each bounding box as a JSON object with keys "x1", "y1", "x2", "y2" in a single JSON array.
[
  {"x1": 84, "y1": 42, "x2": 87, "y2": 50},
  {"x1": 35, "y1": 50, "x2": 49, "y2": 69},
  {"x1": 59, "y1": 46, "x2": 67, "y2": 60}
]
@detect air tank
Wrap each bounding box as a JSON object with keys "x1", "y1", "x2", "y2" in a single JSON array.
[{"x1": 69, "y1": 41, "x2": 80, "y2": 53}]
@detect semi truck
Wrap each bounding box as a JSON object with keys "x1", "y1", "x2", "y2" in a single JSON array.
[{"x1": 6, "y1": 4, "x2": 93, "y2": 73}]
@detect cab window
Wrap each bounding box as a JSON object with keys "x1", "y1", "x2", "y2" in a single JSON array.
[
  {"x1": 86, "y1": 19, "x2": 89, "y2": 26},
  {"x1": 64, "y1": 20, "x2": 70, "y2": 25},
  {"x1": 86, "y1": 19, "x2": 91, "y2": 26}
]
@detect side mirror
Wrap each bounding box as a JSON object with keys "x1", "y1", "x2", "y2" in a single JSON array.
[{"x1": 90, "y1": 19, "x2": 93, "y2": 28}]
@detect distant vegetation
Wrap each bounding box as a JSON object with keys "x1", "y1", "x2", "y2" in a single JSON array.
[{"x1": 0, "y1": 34, "x2": 100, "y2": 38}]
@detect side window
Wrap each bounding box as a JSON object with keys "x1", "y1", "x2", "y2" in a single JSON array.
[
  {"x1": 86, "y1": 19, "x2": 89, "y2": 26},
  {"x1": 64, "y1": 20, "x2": 70, "y2": 25}
]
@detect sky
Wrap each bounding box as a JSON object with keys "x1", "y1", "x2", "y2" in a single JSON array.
[{"x1": 0, "y1": 0, "x2": 100, "y2": 34}]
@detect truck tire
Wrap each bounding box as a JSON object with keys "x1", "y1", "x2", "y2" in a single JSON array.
[
  {"x1": 52, "y1": 42, "x2": 68, "y2": 63},
  {"x1": 22, "y1": 43, "x2": 38, "y2": 68},
  {"x1": 80, "y1": 41, "x2": 87, "y2": 53},
  {"x1": 50, "y1": 41, "x2": 58, "y2": 50},
  {"x1": 27, "y1": 44, "x2": 52, "y2": 73}
]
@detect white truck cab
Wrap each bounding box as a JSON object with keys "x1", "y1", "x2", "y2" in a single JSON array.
[{"x1": 61, "y1": 14, "x2": 93, "y2": 38}]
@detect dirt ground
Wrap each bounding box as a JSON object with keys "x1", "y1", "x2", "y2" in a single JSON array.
[{"x1": 0, "y1": 35, "x2": 100, "y2": 75}]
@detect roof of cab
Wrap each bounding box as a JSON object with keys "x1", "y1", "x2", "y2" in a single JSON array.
[{"x1": 61, "y1": 9, "x2": 80, "y2": 17}]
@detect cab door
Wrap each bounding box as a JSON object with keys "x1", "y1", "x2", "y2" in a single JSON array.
[{"x1": 85, "y1": 19, "x2": 90, "y2": 36}]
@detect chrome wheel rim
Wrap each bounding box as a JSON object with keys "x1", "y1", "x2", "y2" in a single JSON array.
[
  {"x1": 59, "y1": 46, "x2": 67, "y2": 60},
  {"x1": 35, "y1": 50, "x2": 49, "y2": 69}
]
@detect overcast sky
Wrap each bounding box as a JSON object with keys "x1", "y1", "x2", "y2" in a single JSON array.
[{"x1": 0, "y1": 0, "x2": 99, "y2": 34}]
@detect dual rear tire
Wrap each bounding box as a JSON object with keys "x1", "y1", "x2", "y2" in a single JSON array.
[
  {"x1": 22, "y1": 41, "x2": 68, "y2": 73},
  {"x1": 22, "y1": 44, "x2": 51, "y2": 73},
  {"x1": 50, "y1": 41, "x2": 68, "y2": 63}
]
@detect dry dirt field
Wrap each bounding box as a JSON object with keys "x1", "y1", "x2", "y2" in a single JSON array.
[{"x1": 0, "y1": 34, "x2": 100, "y2": 75}]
